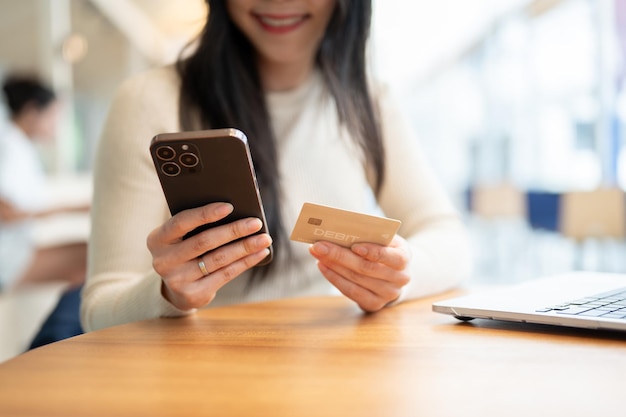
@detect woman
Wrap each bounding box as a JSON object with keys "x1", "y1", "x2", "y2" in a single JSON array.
[
  {"x1": 81, "y1": 0, "x2": 472, "y2": 331},
  {"x1": 0, "y1": 75, "x2": 87, "y2": 290}
]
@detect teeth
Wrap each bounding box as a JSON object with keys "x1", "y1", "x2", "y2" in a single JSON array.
[{"x1": 258, "y1": 16, "x2": 304, "y2": 27}]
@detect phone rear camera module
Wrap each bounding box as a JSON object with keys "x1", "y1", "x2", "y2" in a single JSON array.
[
  {"x1": 161, "y1": 162, "x2": 181, "y2": 177},
  {"x1": 179, "y1": 152, "x2": 199, "y2": 168},
  {"x1": 156, "y1": 146, "x2": 176, "y2": 161}
]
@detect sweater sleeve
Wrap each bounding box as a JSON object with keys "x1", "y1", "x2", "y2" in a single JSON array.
[
  {"x1": 374, "y1": 86, "x2": 473, "y2": 302},
  {"x1": 80, "y1": 68, "x2": 194, "y2": 332}
]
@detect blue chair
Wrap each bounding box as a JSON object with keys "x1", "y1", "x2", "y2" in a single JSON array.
[{"x1": 525, "y1": 191, "x2": 561, "y2": 232}]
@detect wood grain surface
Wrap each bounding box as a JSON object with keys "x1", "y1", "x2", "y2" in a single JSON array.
[{"x1": 0, "y1": 292, "x2": 625, "y2": 417}]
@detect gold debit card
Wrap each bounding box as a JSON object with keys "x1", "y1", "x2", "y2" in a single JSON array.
[{"x1": 289, "y1": 202, "x2": 402, "y2": 247}]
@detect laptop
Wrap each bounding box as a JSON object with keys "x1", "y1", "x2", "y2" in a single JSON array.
[{"x1": 432, "y1": 271, "x2": 626, "y2": 331}]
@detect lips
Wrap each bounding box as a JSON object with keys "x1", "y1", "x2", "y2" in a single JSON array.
[{"x1": 253, "y1": 13, "x2": 309, "y2": 34}]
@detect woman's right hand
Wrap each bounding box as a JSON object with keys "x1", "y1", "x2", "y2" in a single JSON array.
[{"x1": 146, "y1": 202, "x2": 272, "y2": 310}]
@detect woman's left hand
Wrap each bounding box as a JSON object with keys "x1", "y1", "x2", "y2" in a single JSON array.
[{"x1": 309, "y1": 235, "x2": 411, "y2": 312}]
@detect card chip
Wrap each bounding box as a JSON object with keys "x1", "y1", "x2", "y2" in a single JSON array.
[{"x1": 308, "y1": 217, "x2": 322, "y2": 226}]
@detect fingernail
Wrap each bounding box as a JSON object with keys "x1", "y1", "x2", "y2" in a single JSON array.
[
  {"x1": 217, "y1": 203, "x2": 234, "y2": 216},
  {"x1": 247, "y1": 218, "x2": 262, "y2": 231},
  {"x1": 312, "y1": 242, "x2": 329, "y2": 255},
  {"x1": 352, "y1": 244, "x2": 367, "y2": 257},
  {"x1": 255, "y1": 234, "x2": 272, "y2": 247}
]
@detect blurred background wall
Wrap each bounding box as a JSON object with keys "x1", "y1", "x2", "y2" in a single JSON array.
[{"x1": 0, "y1": 0, "x2": 206, "y2": 174}]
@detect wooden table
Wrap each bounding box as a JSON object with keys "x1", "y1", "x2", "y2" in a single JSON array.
[{"x1": 0, "y1": 292, "x2": 625, "y2": 417}]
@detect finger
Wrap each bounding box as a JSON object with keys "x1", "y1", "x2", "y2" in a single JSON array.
[
  {"x1": 162, "y1": 247, "x2": 271, "y2": 310},
  {"x1": 192, "y1": 248, "x2": 272, "y2": 306},
  {"x1": 205, "y1": 247, "x2": 271, "y2": 291},
  {"x1": 310, "y1": 241, "x2": 388, "y2": 279},
  {"x1": 151, "y1": 202, "x2": 234, "y2": 245},
  {"x1": 350, "y1": 238, "x2": 410, "y2": 271},
  {"x1": 151, "y1": 216, "x2": 263, "y2": 272},
  {"x1": 196, "y1": 233, "x2": 272, "y2": 277},
  {"x1": 180, "y1": 217, "x2": 264, "y2": 260},
  {"x1": 320, "y1": 260, "x2": 404, "y2": 300},
  {"x1": 317, "y1": 262, "x2": 388, "y2": 312}
]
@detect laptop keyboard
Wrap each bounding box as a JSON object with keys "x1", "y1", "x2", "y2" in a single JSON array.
[{"x1": 536, "y1": 287, "x2": 626, "y2": 320}]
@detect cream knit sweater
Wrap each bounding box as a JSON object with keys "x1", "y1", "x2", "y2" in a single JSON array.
[{"x1": 81, "y1": 66, "x2": 472, "y2": 331}]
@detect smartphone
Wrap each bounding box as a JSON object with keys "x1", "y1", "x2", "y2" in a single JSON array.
[{"x1": 150, "y1": 128, "x2": 272, "y2": 265}]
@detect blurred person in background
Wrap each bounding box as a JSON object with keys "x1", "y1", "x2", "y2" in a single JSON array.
[
  {"x1": 82, "y1": 0, "x2": 472, "y2": 331},
  {"x1": 0, "y1": 74, "x2": 88, "y2": 291}
]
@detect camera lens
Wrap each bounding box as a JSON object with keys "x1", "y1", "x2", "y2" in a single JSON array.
[
  {"x1": 156, "y1": 146, "x2": 175, "y2": 161},
  {"x1": 179, "y1": 152, "x2": 199, "y2": 168},
  {"x1": 161, "y1": 162, "x2": 181, "y2": 177}
]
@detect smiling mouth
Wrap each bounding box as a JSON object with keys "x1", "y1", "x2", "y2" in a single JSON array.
[{"x1": 253, "y1": 13, "x2": 309, "y2": 33}]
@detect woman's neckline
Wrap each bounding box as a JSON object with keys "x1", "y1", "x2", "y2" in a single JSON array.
[{"x1": 265, "y1": 70, "x2": 320, "y2": 106}]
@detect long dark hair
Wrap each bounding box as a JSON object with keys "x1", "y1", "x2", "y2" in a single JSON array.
[{"x1": 177, "y1": 0, "x2": 384, "y2": 278}]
